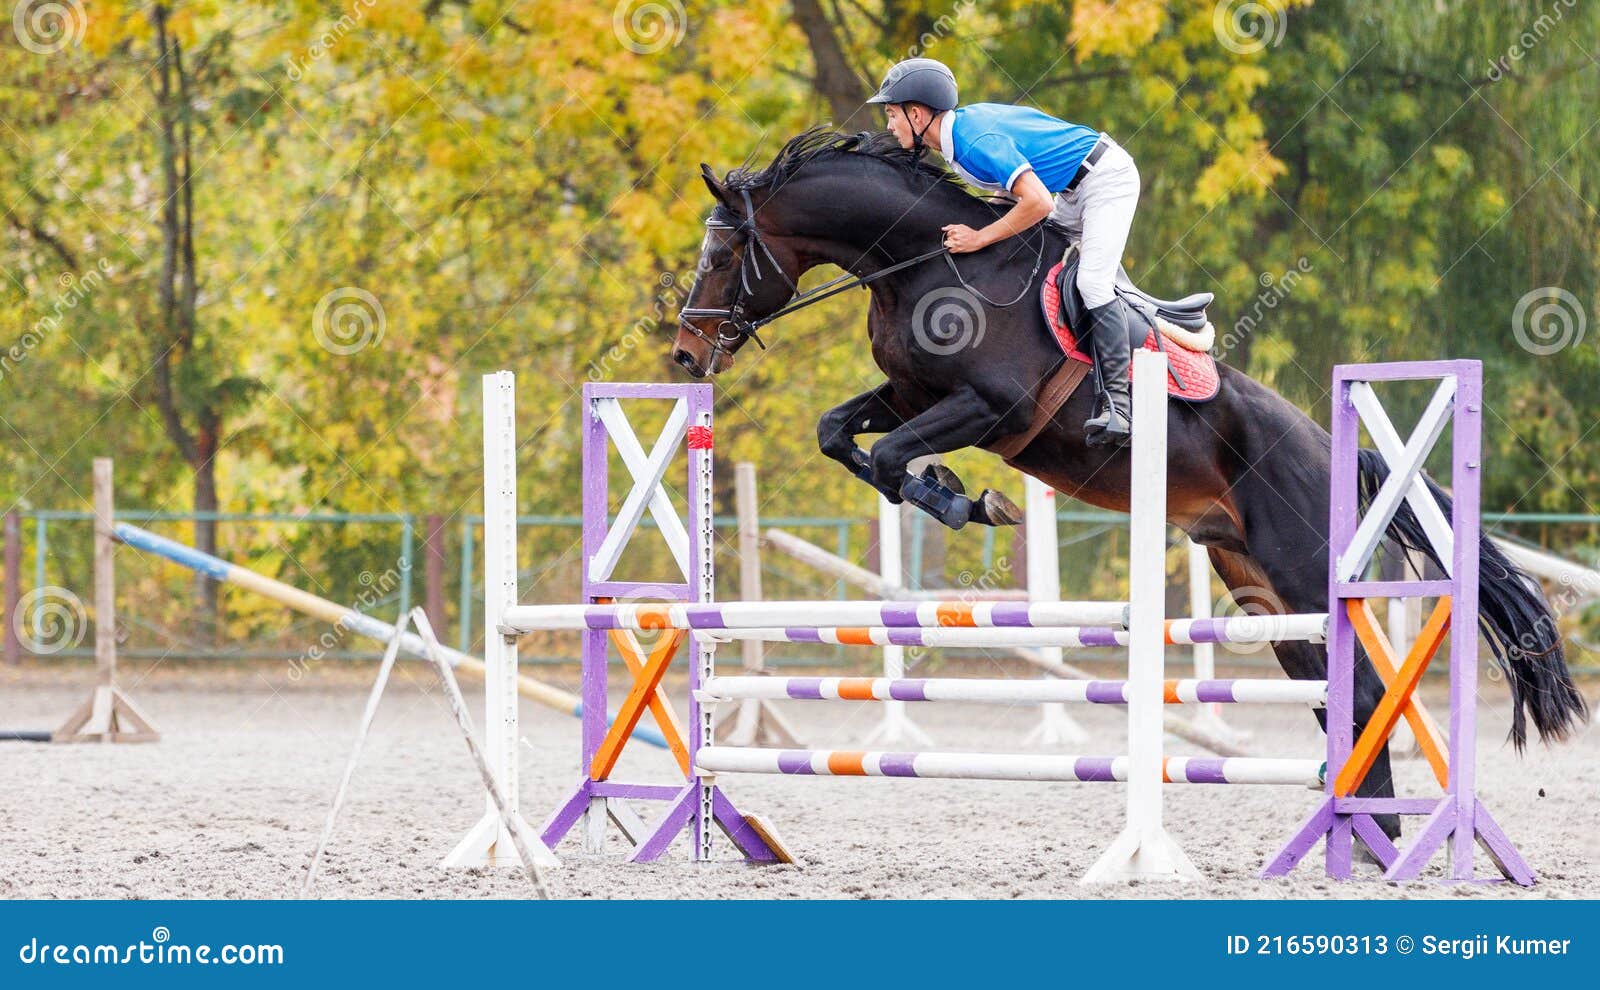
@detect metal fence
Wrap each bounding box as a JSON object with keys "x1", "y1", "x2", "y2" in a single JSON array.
[{"x1": 3, "y1": 506, "x2": 1597, "y2": 673}]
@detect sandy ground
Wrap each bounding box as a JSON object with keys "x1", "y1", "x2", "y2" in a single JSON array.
[{"x1": 2, "y1": 658, "x2": 1595, "y2": 900}]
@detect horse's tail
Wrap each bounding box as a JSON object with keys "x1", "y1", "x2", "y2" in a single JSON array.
[{"x1": 1356, "y1": 449, "x2": 1588, "y2": 749}]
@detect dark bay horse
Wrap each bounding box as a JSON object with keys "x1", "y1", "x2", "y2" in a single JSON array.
[{"x1": 672, "y1": 128, "x2": 1587, "y2": 840}]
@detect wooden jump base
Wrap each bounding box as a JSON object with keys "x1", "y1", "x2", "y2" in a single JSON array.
[{"x1": 471, "y1": 356, "x2": 1534, "y2": 885}]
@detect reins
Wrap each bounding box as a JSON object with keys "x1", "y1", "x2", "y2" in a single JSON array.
[{"x1": 679, "y1": 185, "x2": 1045, "y2": 363}]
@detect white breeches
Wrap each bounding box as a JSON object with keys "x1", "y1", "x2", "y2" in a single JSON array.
[{"x1": 1047, "y1": 137, "x2": 1140, "y2": 309}]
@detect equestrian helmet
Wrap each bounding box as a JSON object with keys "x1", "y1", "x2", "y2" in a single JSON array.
[{"x1": 866, "y1": 58, "x2": 958, "y2": 112}]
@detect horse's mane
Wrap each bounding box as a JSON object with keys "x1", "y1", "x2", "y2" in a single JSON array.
[{"x1": 724, "y1": 126, "x2": 971, "y2": 197}]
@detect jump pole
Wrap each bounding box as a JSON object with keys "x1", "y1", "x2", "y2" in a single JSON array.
[
  {"x1": 716, "y1": 462, "x2": 803, "y2": 748},
  {"x1": 53, "y1": 458, "x2": 160, "y2": 744},
  {"x1": 862, "y1": 496, "x2": 932, "y2": 747},
  {"x1": 1081, "y1": 349, "x2": 1199, "y2": 882},
  {"x1": 110, "y1": 522, "x2": 670, "y2": 752},
  {"x1": 3, "y1": 509, "x2": 19, "y2": 666},
  {"x1": 1021, "y1": 474, "x2": 1087, "y2": 745}
]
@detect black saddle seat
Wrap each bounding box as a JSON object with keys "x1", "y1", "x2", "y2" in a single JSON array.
[
  {"x1": 1054, "y1": 247, "x2": 1214, "y2": 338},
  {"x1": 1122, "y1": 284, "x2": 1215, "y2": 320}
]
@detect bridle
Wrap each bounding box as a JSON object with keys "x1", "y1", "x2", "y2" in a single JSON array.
[
  {"x1": 678, "y1": 185, "x2": 1047, "y2": 365},
  {"x1": 677, "y1": 188, "x2": 794, "y2": 363}
]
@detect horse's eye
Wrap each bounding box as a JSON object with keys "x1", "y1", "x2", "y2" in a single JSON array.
[{"x1": 701, "y1": 248, "x2": 735, "y2": 273}]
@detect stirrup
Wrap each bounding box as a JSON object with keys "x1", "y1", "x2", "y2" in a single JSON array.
[{"x1": 1084, "y1": 406, "x2": 1131, "y2": 448}]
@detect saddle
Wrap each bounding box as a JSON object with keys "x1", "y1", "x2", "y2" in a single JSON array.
[
  {"x1": 1053, "y1": 249, "x2": 1215, "y2": 339},
  {"x1": 982, "y1": 249, "x2": 1221, "y2": 461}
]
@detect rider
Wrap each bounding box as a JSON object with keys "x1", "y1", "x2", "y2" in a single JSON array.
[{"x1": 867, "y1": 58, "x2": 1139, "y2": 447}]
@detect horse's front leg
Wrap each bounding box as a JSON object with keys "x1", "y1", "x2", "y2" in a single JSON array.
[
  {"x1": 817, "y1": 382, "x2": 908, "y2": 503},
  {"x1": 868, "y1": 384, "x2": 1023, "y2": 530}
]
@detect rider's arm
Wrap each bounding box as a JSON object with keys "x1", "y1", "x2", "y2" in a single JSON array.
[
  {"x1": 944, "y1": 132, "x2": 1055, "y2": 252},
  {"x1": 973, "y1": 170, "x2": 1054, "y2": 248}
]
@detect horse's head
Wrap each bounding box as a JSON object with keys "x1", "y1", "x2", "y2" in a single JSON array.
[{"x1": 673, "y1": 164, "x2": 801, "y2": 377}]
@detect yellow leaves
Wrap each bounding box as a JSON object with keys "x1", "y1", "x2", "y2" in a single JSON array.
[
  {"x1": 1070, "y1": 0, "x2": 1167, "y2": 60},
  {"x1": 363, "y1": 0, "x2": 428, "y2": 39},
  {"x1": 1471, "y1": 183, "x2": 1508, "y2": 227},
  {"x1": 1192, "y1": 139, "x2": 1287, "y2": 207},
  {"x1": 1429, "y1": 144, "x2": 1471, "y2": 180},
  {"x1": 377, "y1": 75, "x2": 422, "y2": 119},
  {"x1": 1222, "y1": 63, "x2": 1271, "y2": 101}
]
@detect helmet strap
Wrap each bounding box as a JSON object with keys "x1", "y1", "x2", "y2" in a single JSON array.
[{"x1": 903, "y1": 103, "x2": 936, "y2": 159}]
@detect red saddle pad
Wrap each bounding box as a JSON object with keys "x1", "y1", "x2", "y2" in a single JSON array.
[{"x1": 1040, "y1": 260, "x2": 1220, "y2": 402}]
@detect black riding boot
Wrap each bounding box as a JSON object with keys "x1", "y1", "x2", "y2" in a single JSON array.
[{"x1": 1083, "y1": 300, "x2": 1134, "y2": 447}]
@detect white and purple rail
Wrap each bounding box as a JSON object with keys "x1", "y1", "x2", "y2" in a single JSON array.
[
  {"x1": 500, "y1": 598, "x2": 1128, "y2": 633},
  {"x1": 700, "y1": 675, "x2": 1328, "y2": 707},
  {"x1": 694, "y1": 613, "x2": 1326, "y2": 649},
  {"x1": 694, "y1": 747, "x2": 1325, "y2": 787}
]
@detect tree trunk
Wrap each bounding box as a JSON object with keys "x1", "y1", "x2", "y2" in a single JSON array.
[
  {"x1": 791, "y1": 0, "x2": 873, "y2": 130},
  {"x1": 150, "y1": 3, "x2": 223, "y2": 638}
]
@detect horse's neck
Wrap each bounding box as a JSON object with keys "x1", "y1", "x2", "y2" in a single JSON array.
[{"x1": 780, "y1": 178, "x2": 960, "y2": 278}]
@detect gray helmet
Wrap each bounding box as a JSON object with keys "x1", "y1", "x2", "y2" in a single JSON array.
[{"x1": 865, "y1": 58, "x2": 958, "y2": 112}]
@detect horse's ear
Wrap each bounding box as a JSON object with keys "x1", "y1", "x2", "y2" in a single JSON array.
[{"x1": 700, "y1": 163, "x2": 733, "y2": 208}]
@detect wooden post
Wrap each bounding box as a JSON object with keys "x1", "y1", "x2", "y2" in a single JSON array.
[
  {"x1": 424, "y1": 514, "x2": 447, "y2": 639},
  {"x1": 53, "y1": 458, "x2": 160, "y2": 743},
  {"x1": 713, "y1": 463, "x2": 802, "y2": 748},
  {"x1": 3, "y1": 510, "x2": 19, "y2": 665}
]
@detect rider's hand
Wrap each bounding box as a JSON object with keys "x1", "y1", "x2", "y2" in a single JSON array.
[{"x1": 941, "y1": 224, "x2": 985, "y2": 254}]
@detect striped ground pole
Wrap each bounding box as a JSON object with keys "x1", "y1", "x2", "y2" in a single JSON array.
[
  {"x1": 500, "y1": 598, "x2": 1130, "y2": 633},
  {"x1": 699, "y1": 613, "x2": 1328, "y2": 649},
  {"x1": 701, "y1": 676, "x2": 1329, "y2": 706},
  {"x1": 694, "y1": 747, "x2": 1326, "y2": 786}
]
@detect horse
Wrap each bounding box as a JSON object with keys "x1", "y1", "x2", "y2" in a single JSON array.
[{"x1": 672, "y1": 127, "x2": 1587, "y2": 841}]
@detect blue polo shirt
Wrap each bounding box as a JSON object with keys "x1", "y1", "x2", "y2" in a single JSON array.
[{"x1": 939, "y1": 103, "x2": 1100, "y2": 194}]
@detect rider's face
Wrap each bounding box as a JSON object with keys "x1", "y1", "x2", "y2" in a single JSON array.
[{"x1": 885, "y1": 104, "x2": 920, "y2": 150}]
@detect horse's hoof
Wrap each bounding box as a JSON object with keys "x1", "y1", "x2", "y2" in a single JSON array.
[
  {"x1": 924, "y1": 463, "x2": 965, "y2": 495},
  {"x1": 973, "y1": 489, "x2": 1023, "y2": 527}
]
